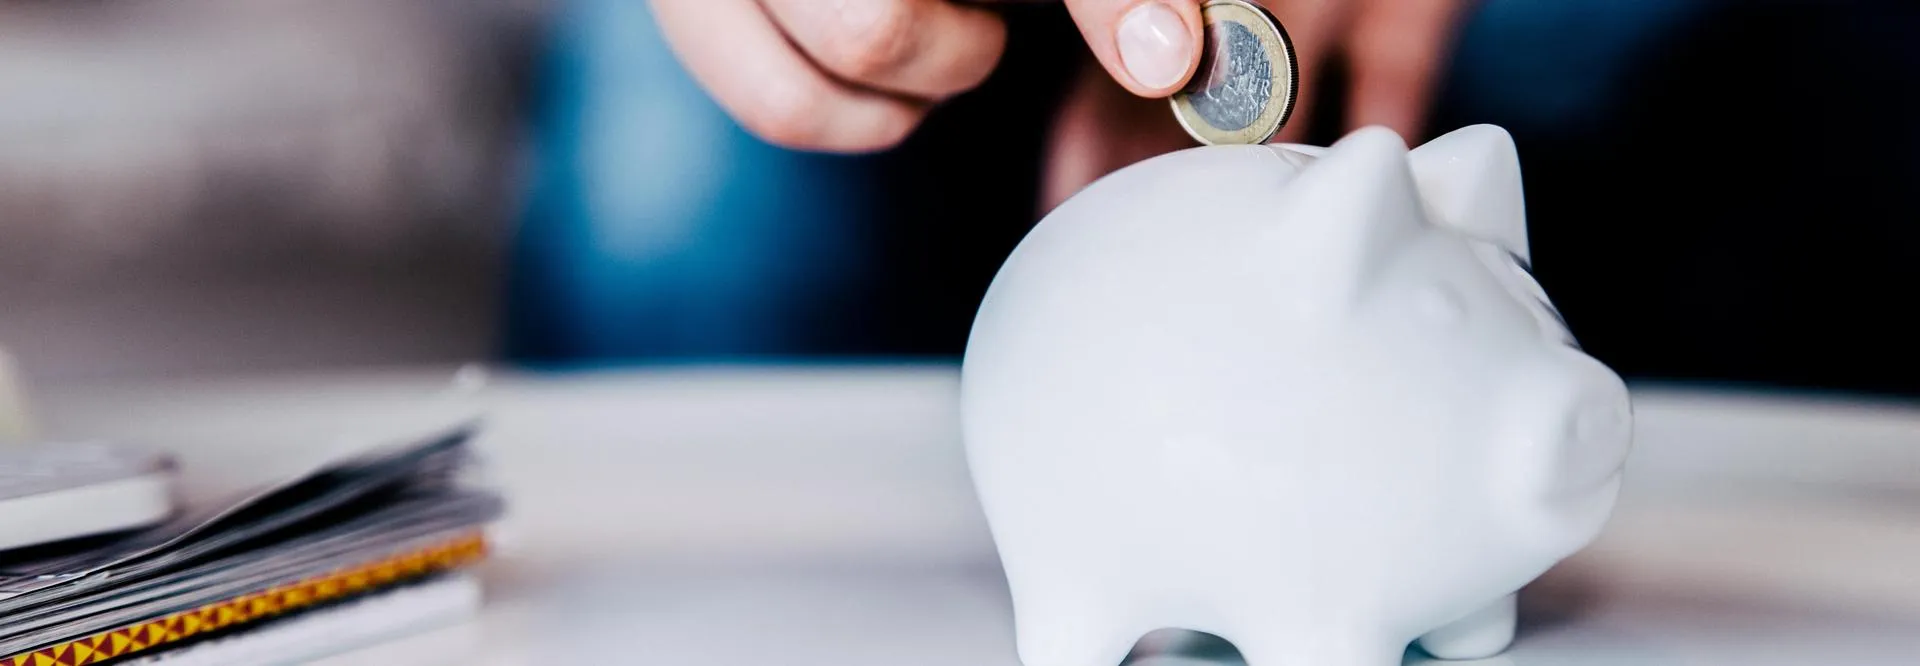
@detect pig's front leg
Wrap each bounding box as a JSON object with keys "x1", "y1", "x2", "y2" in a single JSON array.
[
  {"x1": 1007, "y1": 584, "x2": 1142, "y2": 666},
  {"x1": 1414, "y1": 593, "x2": 1518, "y2": 660}
]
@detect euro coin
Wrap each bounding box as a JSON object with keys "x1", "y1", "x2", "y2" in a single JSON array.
[{"x1": 1170, "y1": 0, "x2": 1297, "y2": 146}]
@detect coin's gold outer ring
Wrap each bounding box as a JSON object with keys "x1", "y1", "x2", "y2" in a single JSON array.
[{"x1": 1170, "y1": 0, "x2": 1299, "y2": 146}]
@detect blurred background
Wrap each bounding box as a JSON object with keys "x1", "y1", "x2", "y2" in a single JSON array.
[{"x1": 2, "y1": 0, "x2": 1917, "y2": 398}]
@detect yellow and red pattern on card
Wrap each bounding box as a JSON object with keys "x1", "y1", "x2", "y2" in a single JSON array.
[{"x1": 1, "y1": 531, "x2": 488, "y2": 666}]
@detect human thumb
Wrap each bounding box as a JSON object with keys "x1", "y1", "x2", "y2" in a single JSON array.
[{"x1": 1062, "y1": 0, "x2": 1204, "y2": 96}]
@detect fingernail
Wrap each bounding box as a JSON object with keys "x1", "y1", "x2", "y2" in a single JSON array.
[{"x1": 1117, "y1": 1, "x2": 1193, "y2": 90}]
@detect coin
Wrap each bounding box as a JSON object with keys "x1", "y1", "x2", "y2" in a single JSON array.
[{"x1": 1170, "y1": 0, "x2": 1298, "y2": 146}]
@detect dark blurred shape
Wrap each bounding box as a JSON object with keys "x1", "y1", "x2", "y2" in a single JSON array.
[
  {"x1": 4, "y1": 0, "x2": 1914, "y2": 401},
  {"x1": 1430, "y1": 0, "x2": 1920, "y2": 397},
  {"x1": 0, "y1": 0, "x2": 543, "y2": 380},
  {"x1": 507, "y1": 0, "x2": 1920, "y2": 399},
  {"x1": 503, "y1": 1, "x2": 1078, "y2": 365},
  {"x1": 503, "y1": 0, "x2": 887, "y2": 363}
]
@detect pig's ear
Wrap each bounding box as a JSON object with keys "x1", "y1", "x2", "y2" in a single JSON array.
[
  {"x1": 1409, "y1": 124, "x2": 1530, "y2": 263},
  {"x1": 1266, "y1": 125, "x2": 1426, "y2": 311}
]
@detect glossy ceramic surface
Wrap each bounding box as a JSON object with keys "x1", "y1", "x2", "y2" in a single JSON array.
[{"x1": 961, "y1": 126, "x2": 1634, "y2": 665}]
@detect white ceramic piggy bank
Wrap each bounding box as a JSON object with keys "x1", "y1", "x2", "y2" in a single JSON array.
[{"x1": 960, "y1": 125, "x2": 1633, "y2": 666}]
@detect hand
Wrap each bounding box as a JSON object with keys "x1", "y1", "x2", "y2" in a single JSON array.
[
  {"x1": 646, "y1": 0, "x2": 1008, "y2": 153},
  {"x1": 1043, "y1": 0, "x2": 1472, "y2": 210}
]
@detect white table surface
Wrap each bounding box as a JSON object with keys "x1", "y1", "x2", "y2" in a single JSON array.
[{"x1": 25, "y1": 363, "x2": 1920, "y2": 665}]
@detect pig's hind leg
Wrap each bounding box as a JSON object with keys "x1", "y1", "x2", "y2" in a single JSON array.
[{"x1": 1414, "y1": 592, "x2": 1518, "y2": 659}]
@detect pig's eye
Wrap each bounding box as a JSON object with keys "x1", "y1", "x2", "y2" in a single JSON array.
[
  {"x1": 1505, "y1": 252, "x2": 1577, "y2": 344},
  {"x1": 1470, "y1": 242, "x2": 1580, "y2": 349}
]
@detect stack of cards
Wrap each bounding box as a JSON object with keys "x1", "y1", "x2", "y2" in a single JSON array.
[{"x1": 0, "y1": 423, "x2": 501, "y2": 665}]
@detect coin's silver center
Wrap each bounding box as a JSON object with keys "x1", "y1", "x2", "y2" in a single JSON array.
[{"x1": 1188, "y1": 20, "x2": 1271, "y2": 132}]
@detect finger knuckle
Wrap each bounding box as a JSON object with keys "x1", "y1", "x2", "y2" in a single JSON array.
[
  {"x1": 868, "y1": 109, "x2": 921, "y2": 149},
  {"x1": 830, "y1": 107, "x2": 922, "y2": 153},
  {"x1": 823, "y1": 0, "x2": 918, "y2": 81},
  {"x1": 950, "y1": 20, "x2": 1008, "y2": 91},
  {"x1": 744, "y1": 83, "x2": 828, "y2": 148}
]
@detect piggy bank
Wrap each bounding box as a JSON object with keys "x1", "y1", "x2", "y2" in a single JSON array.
[{"x1": 959, "y1": 125, "x2": 1633, "y2": 666}]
